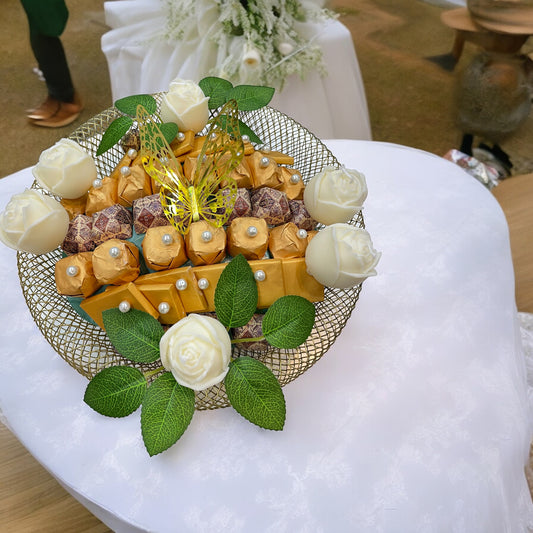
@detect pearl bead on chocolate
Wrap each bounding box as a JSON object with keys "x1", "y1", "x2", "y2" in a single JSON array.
[
  {"x1": 259, "y1": 157, "x2": 270, "y2": 168},
  {"x1": 297, "y1": 229, "x2": 308, "y2": 239},
  {"x1": 177, "y1": 131, "x2": 185, "y2": 142},
  {"x1": 120, "y1": 166, "x2": 131, "y2": 176},
  {"x1": 290, "y1": 173, "x2": 301, "y2": 184},
  {"x1": 175, "y1": 278, "x2": 188, "y2": 291},
  {"x1": 201, "y1": 230, "x2": 213, "y2": 243},
  {"x1": 66, "y1": 265, "x2": 79, "y2": 277},
  {"x1": 242, "y1": 135, "x2": 250, "y2": 143},
  {"x1": 161, "y1": 233, "x2": 173, "y2": 245},
  {"x1": 118, "y1": 300, "x2": 131, "y2": 313},
  {"x1": 246, "y1": 225, "x2": 258, "y2": 237},
  {"x1": 109, "y1": 246, "x2": 121, "y2": 258},
  {"x1": 197, "y1": 278, "x2": 209, "y2": 290},
  {"x1": 158, "y1": 302, "x2": 170, "y2": 314},
  {"x1": 92, "y1": 178, "x2": 103, "y2": 189},
  {"x1": 127, "y1": 148, "x2": 138, "y2": 158},
  {"x1": 254, "y1": 270, "x2": 266, "y2": 282}
]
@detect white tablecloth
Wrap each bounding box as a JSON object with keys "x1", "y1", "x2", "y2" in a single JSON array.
[
  {"x1": 1, "y1": 140, "x2": 532, "y2": 532},
  {"x1": 101, "y1": 1, "x2": 372, "y2": 141}
]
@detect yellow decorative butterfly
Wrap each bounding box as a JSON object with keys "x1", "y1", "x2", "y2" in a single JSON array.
[{"x1": 139, "y1": 100, "x2": 244, "y2": 234}]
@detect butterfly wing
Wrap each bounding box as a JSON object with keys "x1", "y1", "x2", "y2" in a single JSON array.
[
  {"x1": 192, "y1": 99, "x2": 244, "y2": 227},
  {"x1": 138, "y1": 105, "x2": 196, "y2": 233}
]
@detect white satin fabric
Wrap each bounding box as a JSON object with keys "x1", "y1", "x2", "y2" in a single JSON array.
[
  {"x1": 101, "y1": 0, "x2": 372, "y2": 140},
  {"x1": 0, "y1": 140, "x2": 532, "y2": 532}
]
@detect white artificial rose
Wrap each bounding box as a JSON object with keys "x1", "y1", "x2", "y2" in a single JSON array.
[
  {"x1": 160, "y1": 314, "x2": 232, "y2": 391},
  {"x1": 303, "y1": 166, "x2": 368, "y2": 226},
  {"x1": 160, "y1": 79, "x2": 210, "y2": 133},
  {"x1": 305, "y1": 223, "x2": 381, "y2": 288},
  {"x1": 32, "y1": 138, "x2": 97, "y2": 199},
  {"x1": 0, "y1": 189, "x2": 69, "y2": 255}
]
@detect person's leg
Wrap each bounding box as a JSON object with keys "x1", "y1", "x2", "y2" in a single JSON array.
[{"x1": 29, "y1": 28, "x2": 74, "y2": 103}]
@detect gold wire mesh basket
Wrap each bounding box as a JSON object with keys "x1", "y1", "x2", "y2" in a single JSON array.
[{"x1": 17, "y1": 97, "x2": 364, "y2": 410}]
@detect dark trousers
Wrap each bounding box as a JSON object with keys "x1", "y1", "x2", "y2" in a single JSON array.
[
  {"x1": 22, "y1": 0, "x2": 74, "y2": 103},
  {"x1": 28, "y1": 30, "x2": 74, "y2": 102}
]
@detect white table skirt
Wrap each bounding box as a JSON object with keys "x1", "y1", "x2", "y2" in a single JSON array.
[
  {"x1": 101, "y1": 1, "x2": 372, "y2": 141},
  {"x1": 1, "y1": 140, "x2": 532, "y2": 532}
]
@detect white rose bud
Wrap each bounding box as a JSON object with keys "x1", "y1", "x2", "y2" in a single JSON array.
[
  {"x1": 0, "y1": 189, "x2": 69, "y2": 255},
  {"x1": 303, "y1": 166, "x2": 368, "y2": 226},
  {"x1": 160, "y1": 314, "x2": 232, "y2": 391},
  {"x1": 32, "y1": 138, "x2": 97, "y2": 199},
  {"x1": 160, "y1": 78, "x2": 210, "y2": 133},
  {"x1": 305, "y1": 224, "x2": 380, "y2": 289}
]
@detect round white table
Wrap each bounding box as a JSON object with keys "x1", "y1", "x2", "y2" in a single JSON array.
[
  {"x1": 101, "y1": 1, "x2": 372, "y2": 141},
  {"x1": 0, "y1": 140, "x2": 532, "y2": 532}
]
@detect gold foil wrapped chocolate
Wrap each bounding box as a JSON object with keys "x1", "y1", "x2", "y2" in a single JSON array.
[
  {"x1": 117, "y1": 160, "x2": 152, "y2": 207},
  {"x1": 54, "y1": 252, "x2": 101, "y2": 298},
  {"x1": 85, "y1": 176, "x2": 119, "y2": 217},
  {"x1": 142, "y1": 226, "x2": 187, "y2": 271},
  {"x1": 61, "y1": 194, "x2": 87, "y2": 220},
  {"x1": 109, "y1": 153, "x2": 134, "y2": 180},
  {"x1": 80, "y1": 282, "x2": 158, "y2": 330},
  {"x1": 170, "y1": 130, "x2": 195, "y2": 157},
  {"x1": 92, "y1": 239, "x2": 140, "y2": 285},
  {"x1": 226, "y1": 217, "x2": 269, "y2": 260},
  {"x1": 268, "y1": 222, "x2": 307, "y2": 259},
  {"x1": 278, "y1": 167, "x2": 304, "y2": 200},
  {"x1": 247, "y1": 151, "x2": 283, "y2": 189},
  {"x1": 185, "y1": 220, "x2": 226, "y2": 266}
]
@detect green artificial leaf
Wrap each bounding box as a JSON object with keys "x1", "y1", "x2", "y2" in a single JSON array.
[
  {"x1": 84, "y1": 366, "x2": 147, "y2": 417},
  {"x1": 228, "y1": 85, "x2": 275, "y2": 111},
  {"x1": 115, "y1": 94, "x2": 157, "y2": 116},
  {"x1": 262, "y1": 295, "x2": 316, "y2": 349},
  {"x1": 199, "y1": 76, "x2": 233, "y2": 109},
  {"x1": 159, "y1": 122, "x2": 179, "y2": 144},
  {"x1": 141, "y1": 372, "x2": 195, "y2": 456},
  {"x1": 96, "y1": 115, "x2": 133, "y2": 156},
  {"x1": 102, "y1": 308, "x2": 164, "y2": 363},
  {"x1": 214, "y1": 254, "x2": 258, "y2": 328},
  {"x1": 237, "y1": 119, "x2": 263, "y2": 144},
  {"x1": 225, "y1": 357, "x2": 285, "y2": 430}
]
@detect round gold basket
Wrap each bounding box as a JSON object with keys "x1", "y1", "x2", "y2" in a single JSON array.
[{"x1": 17, "y1": 97, "x2": 364, "y2": 410}]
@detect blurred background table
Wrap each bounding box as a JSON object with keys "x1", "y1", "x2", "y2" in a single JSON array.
[
  {"x1": 101, "y1": 1, "x2": 372, "y2": 141},
  {"x1": 0, "y1": 140, "x2": 531, "y2": 532}
]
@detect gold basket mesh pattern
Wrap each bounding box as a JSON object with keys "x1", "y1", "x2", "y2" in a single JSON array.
[{"x1": 17, "y1": 98, "x2": 364, "y2": 410}]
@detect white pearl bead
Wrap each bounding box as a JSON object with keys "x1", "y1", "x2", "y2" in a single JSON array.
[
  {"x1": 242, "y1": 135, "x2": 250, "y2": 143},
  {"x1": 290, "y1": 173, "x2": 300, "y2": 184},
  {"x1": 92, "y1": 178, "x2": 103, "y2": 189},
  {"x1": 177, "y1": 132, "x2": 185, "y2": 142},
  {"x1": 175, "y1": 278, "x2": 188, "y2": 291},
  {"x1": 262, "y1": 145, "x2": 271, "y2": 153},
  {"x1": 201, "y1": 230, "x2": 212, "y2": 243},
  {"x1": 66, "y1": 265, "x2": 79, "y2": 277},
  {"x1": 118, "y1": 300, "x2": 131, "y2": 313},
  {"x1": 254, "y1": 270, "x2": 266, "y2": 282},
  {"x1": 127, "y1": 148, "x2": 138, "y2": 158},
  {"x1": 297, "y1": 229, "x2": 308, "y2": 239},
  {"x1": 161, "y1": 233, "x2": 173, "y2": 245},
  {"x1": 158, "y1": 302, "x2": 170, "y2": 314},
  {"x1": 120, "y1": 166, "x2": 131, "y2": 176},
  {"x1": 109, "y1": 246, "x2": 121, "y2": 258},
  {"x1": 246, "y1": 225, "x2": 258, "y2": 237},
  {"x1": 197, "y1": 278, "x2": 209, "y2": 290},
  {"x1": 259, "y1": 157, "x2": 270, "y2": 168}
]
